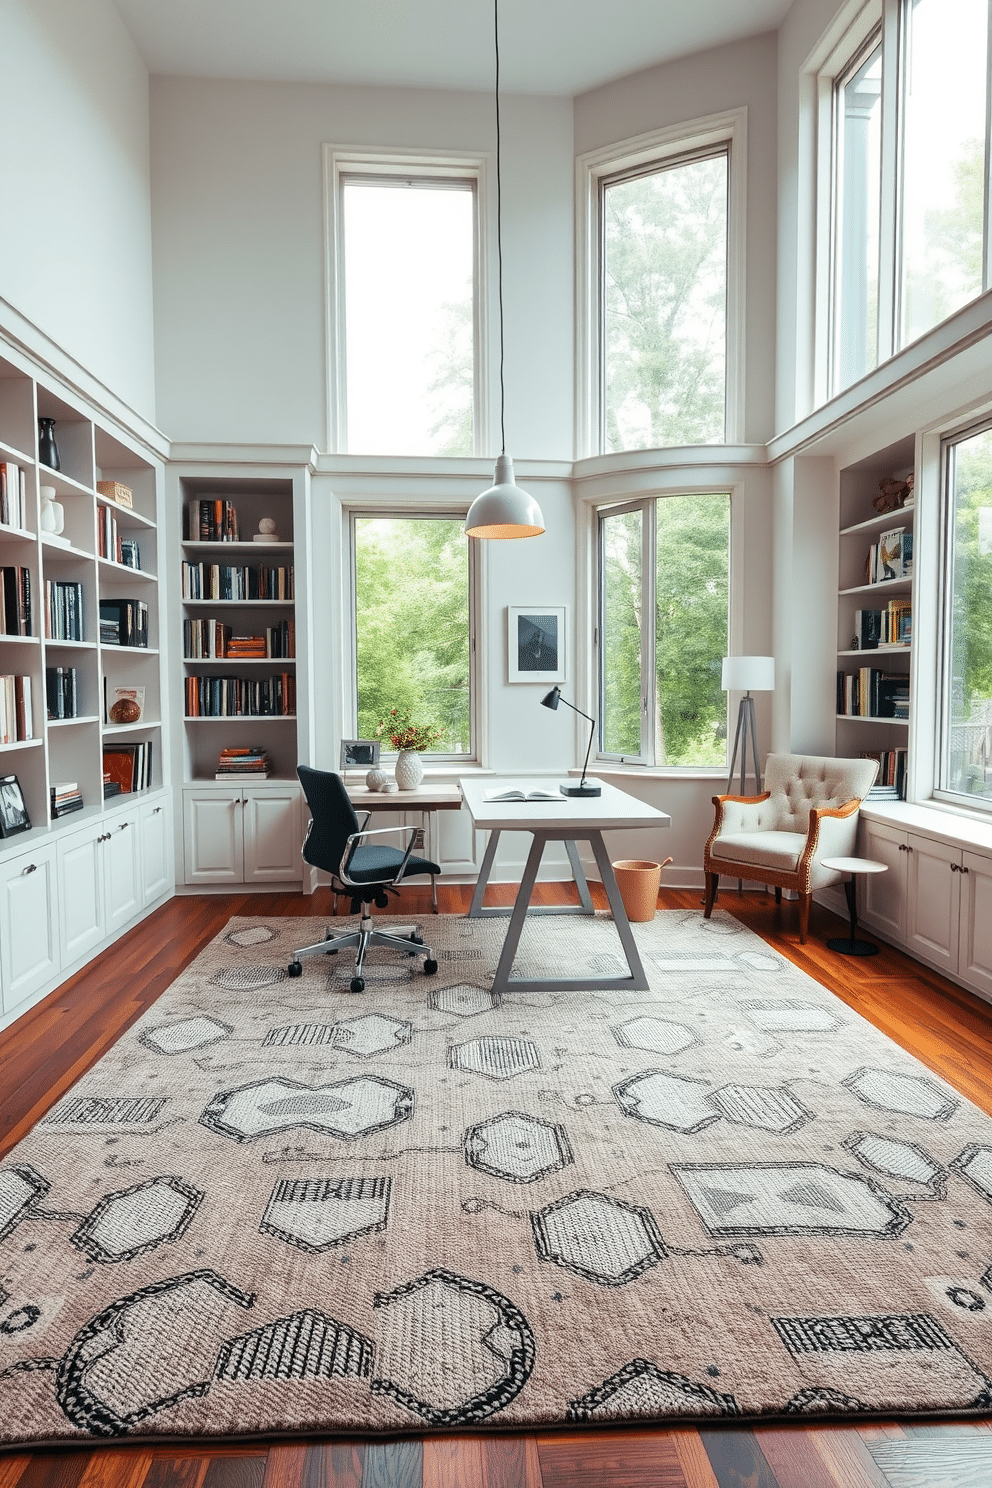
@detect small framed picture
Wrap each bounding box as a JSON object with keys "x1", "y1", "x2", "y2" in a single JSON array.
[
  {"x1": 507, "y1": 606, "x2": 566, "y2": 684},
  {"x1": 0, "y1": 774, "x2": 30, "y2": 837},
  {"x1": 340, "y1": 739, "x2": 380, "y2": 771}
]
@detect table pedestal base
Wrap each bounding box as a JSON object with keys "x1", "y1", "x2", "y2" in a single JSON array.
[{"x1": 828, "y1": 875, "x2": 879, "y2": 956}]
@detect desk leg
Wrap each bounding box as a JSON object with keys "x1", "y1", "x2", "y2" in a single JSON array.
[
  {"x1": 468, "y1": 829, "x2": 595, "y2": 919},
  {"x1": 468, "y1": 830, "x2": 502, "y2": 917},
  {"x1": 490, "y1": 834, "x2": 547, "y2": 995}
]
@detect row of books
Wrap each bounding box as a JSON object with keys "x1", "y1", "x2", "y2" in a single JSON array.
[
  {"x1": 0, "y1": 674, "x2": 33, "y2": 742},
  {"x1": 215, "y1": 746, "x2": 272, "y2": 780},
  {"x1": 104, "y1": 741, "x2": 153, "y2": 795},
  {"x1": 862, "y1": 748, "x2": 908, "y2": 800},
  {"x1": 853, "y1": 599, "x2": 911, "y2": 650},
  {"x1": 185, "y1": 498, "x2": 240, "y2": 543},
  {"x1": 99, "y1": 598, "x2": 149, "y2": 648},
  {"x1": 0, "y1": 462, "x2": 26, "y2": 529},
  {"x1": 183, "y1": 618, "x2": 295, "y2": 659},
  {"x1": 865, "y1": 526, "x2": 913, "y2": 584},
  {"x1": 46, "y1": 665, "x2": 79, "y2": 719},
  {"x1": 50, "y1": 781, "x2": 83, "y2": 819},
  {"x1": 837, "y1": 669, "x2": 910, "y2": 718},
  {"x1": 184, "y1": 673, "x2": 296, "y2": 718},
  {"x1": 181, "y1": 562, "x2": 294, "y2": 602},
  {"x1": 46, "y1": 579, "x2": 83, "y2": 641},
  {"x1": 1, "y1": 566, "x2": 32, "y2": 635},
  {"x1": 97, "y1": 506, "x2": 141, "y2": 568}
]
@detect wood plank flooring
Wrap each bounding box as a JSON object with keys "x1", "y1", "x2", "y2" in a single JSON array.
[{"x1": 1, "y1": 883, "x2": 990, "y2": 1488}]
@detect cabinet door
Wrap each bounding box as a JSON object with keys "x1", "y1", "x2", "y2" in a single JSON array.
[
  {"x1": 859, "y1": 820, "x2": 908, "y2": 942},
  {"x1": 0, "y1": 844, "x2": 60, "y2": 1014},
  {"x1": 906, "y1": 832, "x2": 960, "y2": 973},
  {"x1": 139, "y1": 799, "x2": 173, "y2": 904},
  {"x1": 957, "y1": 850, "x2": 992, "y2": 1004},
  {"x1": 184, "y1": 791, "x2": 243, "y2": 884},
  {"x1": 58, "y1": 827, "x2": 105, "y2": 964},
  {"x1": 104, "y1": 811, "x2": 140, "y2": 932},
  {"x1": 243, "y1": 788, "x2": 302, "y2": 883}
]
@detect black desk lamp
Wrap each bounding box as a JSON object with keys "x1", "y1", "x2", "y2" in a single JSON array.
[{"x1": 541, "y1": 687, "x2": 602, "y2": 797}]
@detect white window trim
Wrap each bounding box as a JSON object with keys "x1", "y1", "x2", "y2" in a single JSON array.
[
  {"x1": 343, "y1": 500, "x2": 485, "y2": 765},
  {"x1": 574, "y1": 109, "x2": 748, "y2": 461},
  {"x1": 323, "y1": 146, "x2": 491, "y2": 457}
]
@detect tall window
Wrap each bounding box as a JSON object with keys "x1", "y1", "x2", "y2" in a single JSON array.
[
  {"x1": 335, "y1": 167, "x2": 478, "y2": 456},
  {"x1": 822, "y1": 0, "x2": 991, "y2": 397},
  {"x1": 938, "y1": 421, "x2": 992, "y2": 808},
  {"x1": 352, "y1": 514, "x2": 475, "y2": 757},
  {"x1": 599, "y1": 493, "x2": 730, "y2": 766},
  {"x1": 602, "y1": 152, "x2": 729, "y2": 450}
]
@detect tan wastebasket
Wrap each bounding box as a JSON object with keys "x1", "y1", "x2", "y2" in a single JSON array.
[{"x1": 612, "y1": 858, "x2": 667, "y2": 922}]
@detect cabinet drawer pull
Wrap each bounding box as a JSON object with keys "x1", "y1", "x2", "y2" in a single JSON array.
[
  {"x1": 119, "y1": 821, "x2": 130, "y2": 830},
  {"x1": 898, "y1": 843, "x2": 909, "y2": 852},
  {"x1": 22, "y1": 863, "x2": 37, "y2": 875},
  {"x1": 950, "y1": 862, "x2": 959, "y2": 872},
  {"x1": 961, "y1": 865, "x2": 969, "y2": 874},
  {"x1": 152, "y1": 806, "x2": 162, "y2": 815}
]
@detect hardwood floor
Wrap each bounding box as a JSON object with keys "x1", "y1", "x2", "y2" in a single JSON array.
[{"x1": 2, "y1": 884, "x2": 991, "y2": 1488}]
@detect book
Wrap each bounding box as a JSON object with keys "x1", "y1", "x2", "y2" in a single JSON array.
[
  {"x1": 484, "y1": 787, "x2": 564, "y2": 802},
  {"x1": 106, "y1": 684, "x2": 145, "y2": 725},
  {"x1": 878, "y1": 527, "x2": 906, "y2": 580}
]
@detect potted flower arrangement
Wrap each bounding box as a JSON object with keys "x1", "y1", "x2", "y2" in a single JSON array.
[{"x1": 376, "y1": 707, "x2": 442, "y2": 790}]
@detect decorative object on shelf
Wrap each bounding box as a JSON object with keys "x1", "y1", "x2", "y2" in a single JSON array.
[
  {"x1": 507, "y1": 606, "x2": 566, "y2": 683},
  {"x1": 340, "y1": 739, "x2": 380, "y2": 771},
  {"x1": 464, "y1": 0, "x2": 544, "y2": 543},
  {"x1": 365, "y1": 767, "x2": 387, "y2": 791},
  {"x1": 39, "y1": 485, "x2": 65, "y2": 535},
  {"x1": 721, "y1": 655, "x2": 775, "y2": 794},
  {"x1": 107, "y1": 684, "x2": 145, "y2": 725},
  {"x1": 873, "y1": 471, "x2": 914, "y2": 513},
  {"x1": 37, "y1": 417, "x2": 60, "y2": 471},
  {"x1": 0, "y1": 773, "x2": 31, "y2": 836},
  {"x1": 253, "y1": 517, "x2": 279, "y2": 542},
  {"x1": 381, "y1": 778, "x2": 399, "y2": 792},
  {"x1": 540, "y1": 685, "x2": 601, "y2": 796},
  {"x1": 97, "y1": 480, "x2": 133, "y2": 508}
]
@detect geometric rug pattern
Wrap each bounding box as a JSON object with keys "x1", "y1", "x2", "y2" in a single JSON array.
[{"x1": 1, "y1": 909, "x2": 991, "y2": 1447}]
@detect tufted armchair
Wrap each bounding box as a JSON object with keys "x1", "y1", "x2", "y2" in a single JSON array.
[{"x1": 703, "y1": 752, "x2": 879, "y2": 943}]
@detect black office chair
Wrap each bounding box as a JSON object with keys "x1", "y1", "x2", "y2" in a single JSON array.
[{"x1": 287, "y1": 765, "x2": 440, "y2": 992}]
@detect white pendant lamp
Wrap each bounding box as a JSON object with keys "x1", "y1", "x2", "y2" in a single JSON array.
[{"x1": 464, "y1": 0, "x2": 544, "y2": 541}]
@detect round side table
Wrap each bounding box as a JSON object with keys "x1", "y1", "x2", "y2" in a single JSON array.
[{"x1": 820, "y1": 856, "x2": 887, "y2": 956}]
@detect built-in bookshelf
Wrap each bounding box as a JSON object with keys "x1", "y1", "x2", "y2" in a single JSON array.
[
  {"x1": 836, "y1": 434, "x2": 915, "y2": 800},
  {"x1": 0, "y1": 349, "x2": 165, "y2": 844}
]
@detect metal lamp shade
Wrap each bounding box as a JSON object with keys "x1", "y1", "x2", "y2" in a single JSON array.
[{"x1": 465, "y1": 455, "x2": 545, "y2": 539}]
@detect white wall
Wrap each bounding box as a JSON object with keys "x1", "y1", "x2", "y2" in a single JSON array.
[
  {"x1": 149, "y1": 76, "x2": 574, "y2": 457},
  {"x1": 573, "y1": 32, "x2": 780, "y2": 446},
  {"x1": 0, "y1": 0, "x2": 156, "y2": 420}
]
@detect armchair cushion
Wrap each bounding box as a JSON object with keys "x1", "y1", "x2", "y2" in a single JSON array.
[{"x1": 710, "y1": 829, "x2": 807, "y2": 872}]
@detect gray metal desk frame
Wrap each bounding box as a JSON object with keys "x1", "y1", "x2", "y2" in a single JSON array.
[{"x1": 459, "y1": 778, "x2": 671, "y2": 997}]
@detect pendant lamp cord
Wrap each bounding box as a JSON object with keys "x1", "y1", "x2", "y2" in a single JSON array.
[{"x1": 494, "y1": 0, "x2": 506, "y2": 456}]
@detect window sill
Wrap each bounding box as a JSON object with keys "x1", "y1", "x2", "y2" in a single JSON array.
[
  {"x1": 861, "y1": 798, "x2": 992, "y2": 853},
  {"x1": 586, "y1": 765, "x2": 730, "y2": 784}
]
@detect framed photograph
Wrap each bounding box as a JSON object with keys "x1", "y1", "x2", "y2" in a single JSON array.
[
  {"x1": 340, "y1": 739, "x2": 380, "y2": 771},
  {"x1": 507, "y1": 606, "x2": 566, "y2": 684},
  {"x1": 0, "y1": 774, "x2": 30, "y2": 837}
]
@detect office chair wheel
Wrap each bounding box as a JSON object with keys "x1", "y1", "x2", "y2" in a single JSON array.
[
  {"x1": 374, "y1": 891, "x2": 389, "y2": 909},
  {"x1": 349, "y1": 976, "x2": 365, "y2": 993},
  {"x1": 423, "y1": 958, "x2": 438, "y2": 975},
  {"x1": 287, "y1": 960, "x2": 302, "y2": 978}
]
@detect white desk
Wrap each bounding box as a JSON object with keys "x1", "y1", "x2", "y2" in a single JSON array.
[
  {"x1": 345, "y1": 781, "x2": 463, "y2": 912},
  {"x1": 459, "y1": 777, "x2": 671, "y2": 996}
]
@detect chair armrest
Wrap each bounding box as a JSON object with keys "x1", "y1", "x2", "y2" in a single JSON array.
[
  {"x1": 340, "y1": 822, "x2": 417, "y2": 887},
  {"x1": 797, "y1": 799, "x2": 862, "y2": 880}
]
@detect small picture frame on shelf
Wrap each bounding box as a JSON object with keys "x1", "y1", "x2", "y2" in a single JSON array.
[
  {"x1": 0, "y1": 774, "x2": 31, "y2": 837},
  {"x1": 340, "y1": 739, "x2": 380, "y2": 771},
  {"x1": 507, "y1": 606, "x2": 566, "y2": 684}
]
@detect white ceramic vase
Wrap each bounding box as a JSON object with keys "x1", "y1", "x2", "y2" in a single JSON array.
[
  {"x1": 394, "y1": 750, "x2": 424, "y2": 791},
  {"x1": 40, "y1": 486, "x2": 64, "y2": 535},
  {"x1": 365, "y1": 768, "x2": 387, "y2": 791}
]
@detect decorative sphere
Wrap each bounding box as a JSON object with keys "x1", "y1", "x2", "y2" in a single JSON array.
[
  {"x1": 365, "y1": 768, "x2": 387, "y2": 792},
  {"x1": 258, "y1": 517, "x2": 277, "y2": 534}
]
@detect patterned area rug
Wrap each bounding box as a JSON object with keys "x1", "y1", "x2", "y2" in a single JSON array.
[{"x1": 2, "y1": 909, "x2": 992, "y2": 1447}]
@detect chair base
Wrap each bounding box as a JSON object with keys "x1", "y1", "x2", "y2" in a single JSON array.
[{"x1": 288, "y1": 907, "x2": 437, "y2": 991}]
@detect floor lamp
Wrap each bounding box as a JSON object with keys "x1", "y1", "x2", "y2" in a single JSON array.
[{"x1": 722, "y1": 656, "x2": 775, "y2": 795}]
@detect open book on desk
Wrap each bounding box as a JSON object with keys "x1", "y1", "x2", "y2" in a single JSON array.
[{"x1": 484, "y1": 787, "x2": 564, "y2": 802}]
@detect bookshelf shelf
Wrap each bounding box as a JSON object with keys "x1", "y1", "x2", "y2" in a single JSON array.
[{"x1": 0, "y1": 737, "x2": 43, "y2": 752}]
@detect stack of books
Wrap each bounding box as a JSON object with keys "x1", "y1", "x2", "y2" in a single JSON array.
[
  {"x1": 0, "y1": 674, "x2": 33, "y2": 742},
  {"x1": 862, "y1": 748, "x2": 908, "y2": 800},
  {"x1": 46, "y1": 665, "x2": 78, "y2": 720},
  {"x1": 99, "y1": 598, "x2": 149, "y2": 648},
  {"x1": 227, "y1": 634, "x2": 267, "y2": 659},
  {"x1": 215, "y1": 746, "x2": 272, "y2": 781},
  {"x1": 186, "y1": 497, "x2": 239, "y2": 542},
  {"x1": 103, "y1": 741, "x2": 153, "y2": 793},
  {"x1": 50, "y1": 781, "x2": 83, "y2": 818},
  {"x1": 103, "y1": 775, "x2": 122, "y2": 800}
]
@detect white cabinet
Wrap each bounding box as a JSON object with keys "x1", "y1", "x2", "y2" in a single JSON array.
[
  {"x1": 139, "y1": 798, "x2": 173, "y2": 904},
  {"x1": 57, "y1": 806, "x2": 141, "y2": 965},
  {"x1": 859, "y1": 814, "x2": 992, "y2": 1003},
  {"x1": 0, "y1": 841, "x2": 60, "y2": 1014},
  {"x1": 183, "y1": 786, "x2": 302, "y2": 885}
]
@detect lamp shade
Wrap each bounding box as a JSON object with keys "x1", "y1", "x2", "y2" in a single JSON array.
[
  {"x1": 465, "y1": 455, "x2": 545, "y2": 539},
  {"x1": 721, "y1": 655, "x2": 775, "y2": 692}
]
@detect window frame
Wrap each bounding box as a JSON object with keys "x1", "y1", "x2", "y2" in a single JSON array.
[
  {"x1": 345, "y1": 504, "x2": 482, "y2": 765},
  {"x1": 324, "y1": 147, "x2": 489, "y2": 457},
  {"x1": 575, "y1": 110, "x2": 747, "y2": 460},
  {"x1": 594, "y1": 489, "x2": 734, "y2": 770}
]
